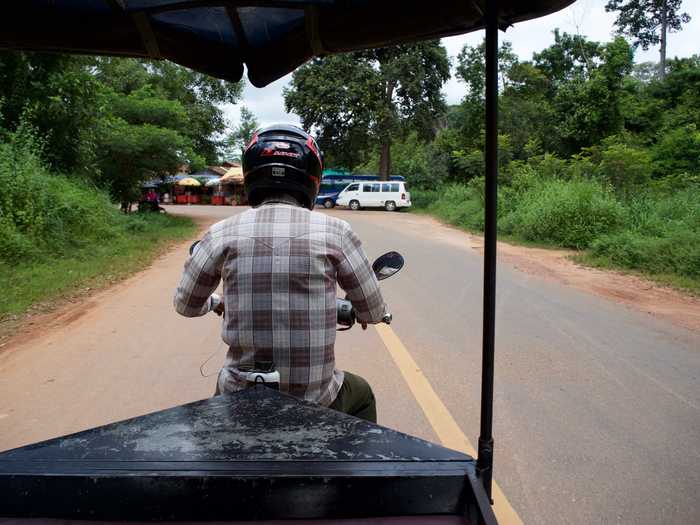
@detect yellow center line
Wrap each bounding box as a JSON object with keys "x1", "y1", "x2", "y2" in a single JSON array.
[{"x1": 375, "y1": 323, "x2": 523, "y2": 525}]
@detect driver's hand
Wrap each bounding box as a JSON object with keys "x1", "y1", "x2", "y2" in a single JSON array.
[
  {"x1": 209, "y1": 293, "x2": 224, "y2": 316},
  {"x1": 213, "y1": 302, "x2": 225, "y2": 316}
]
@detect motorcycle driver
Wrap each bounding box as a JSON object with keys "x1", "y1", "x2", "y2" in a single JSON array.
[{"x1": 173, "y1": 124, "x2": 387, "y2": 422}]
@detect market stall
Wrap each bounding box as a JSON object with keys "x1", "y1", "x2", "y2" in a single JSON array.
[
  {"x1": 205, "y1": 177, "x2": 223, "y2": 205},
  {"x1": 175, "y1": 177, "x2": 201, "y2": 204},
  {"x1": 219, "y1": 166, "x2": 246, "y2": 205}
]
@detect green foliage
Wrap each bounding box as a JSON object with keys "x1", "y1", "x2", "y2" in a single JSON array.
[
  {"x1": 532, "y1": 29, "x2": 602, "y2": 87},
  {"x1": 0, "y1": 127, "x2": 116, "y2": 262},
  {"x1": 605, "y1": 0, "x2": 690, "y2": 50},
  {"x1": 454, "y1": 41, "x2": 519, "y2": 148},
  {"x1": 284, "y1": 41, "x2": 450, "y2": 176},
  {"x1": 0, "y1": 52, "x2": 102, "y2": 176},
  {"x1": 412, "y1": 166, "x2": 699, "y2": 290},
  {"x1": 502, "y1": 178, "x2": 626, "y2": 249},
  {"x1": 652, "y1": 123, "x2": 700, "y2": 177},
  {"x1": 415, "y1": 183, "x2": 486, "y2": 231},
  {"x1": 553, "y1": 37, "x2": 634, "y2": 154},
  {"x1": 451, "y1": 149, "x2": 484, "y2": 181},
  {"x1": 0, "y1": 128, "x2": 195, "y2": 316},
  {"x1": 224, "y1": 106, "x2": 259, "y2": 161},
  {"x1": 284, "y1": 53, "x2": 383, "y2": 170},
  {"x1": 588, "y1": 191, "x2": 700, "y2": 282},
  {"x1": 95, "y1": 87, "x2": 194, "y2": 206},
  {"x1": 0, "y1": 51, "x2": 243, "y2": 204},
  {"x1": 94, "y1": 58, "x2": 242, "y2": 163},
  {"x1": 598, "y1": 140, "x2": 653, "y2": 196}
]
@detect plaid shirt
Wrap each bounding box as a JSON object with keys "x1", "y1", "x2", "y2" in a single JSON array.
[{"x1": 174, "y1": 204, "x2": 386, "y2": 406}]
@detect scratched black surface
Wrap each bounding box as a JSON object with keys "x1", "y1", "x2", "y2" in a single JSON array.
[
  {"x1": 0, "y1": 388, "x2": 470, "y2": 464},
  {"x1": 0, "y1": 389, "x2": 498, "y2": 523}
]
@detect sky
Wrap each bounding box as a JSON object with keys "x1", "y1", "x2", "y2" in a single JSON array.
[{"x1": 222, "y1": 0, "x2": 699, "y2": 132}]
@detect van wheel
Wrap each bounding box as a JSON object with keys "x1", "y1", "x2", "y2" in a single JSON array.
[
  {"x1": 384, "y1": 200, "x2": 397, "y2": 212},
  {"x1": 349, "y1": 200, "x2": 361, "y2": 211},
  {"x1": 323, "y1": 199, "x2": 335, "y2": 209}
]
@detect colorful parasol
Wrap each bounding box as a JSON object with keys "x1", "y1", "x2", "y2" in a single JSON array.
[{"x1": 176, "y1": 177, "x2": 201, "y2": 187}]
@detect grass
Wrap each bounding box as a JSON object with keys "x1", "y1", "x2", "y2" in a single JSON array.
[
  {"x1": 0, "y1": 130, "x2": 196, "y2": 320},
  {"x1": 411, "y1": 181, "x2": 700, "y2": 295},
  {"x1": 575, "y1": 252, "x2": 700, "y2": 295},
  {"x1": 0, "y1": 213, "x2": 196, "y2": 319}
]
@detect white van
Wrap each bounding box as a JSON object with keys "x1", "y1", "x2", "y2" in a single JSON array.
[{"x1": 335, "y1": 181, "x2": 411, "y2": 211}]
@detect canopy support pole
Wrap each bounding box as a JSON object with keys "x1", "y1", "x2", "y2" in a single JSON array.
[{"x1": 476, "y1": 0, "x2": 499, "y2": 503}]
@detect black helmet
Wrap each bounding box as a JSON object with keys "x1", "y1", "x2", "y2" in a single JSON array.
[{"x1": 242, "y1": 124, "x2": 323, "y2": 210}]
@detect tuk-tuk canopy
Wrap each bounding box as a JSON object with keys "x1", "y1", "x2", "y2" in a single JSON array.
[{"x1": 1, "y1": 1, "x2": 575, "y2": 87}]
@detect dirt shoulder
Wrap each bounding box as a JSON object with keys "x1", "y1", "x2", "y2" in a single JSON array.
[{"x1": 0, "y1": 214, "x2": 208, "y2": 353}]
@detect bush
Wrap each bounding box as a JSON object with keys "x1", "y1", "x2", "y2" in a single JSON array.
[
  {"x1": 503, "y1": 178, "x2": 626, "y2": 249},
  {"x1": 0, "y1": 135, "x2": 118, "y2": 262},
  {"x1": 0, "y1": 128, "x2": 134, "y2": 263},
  {"x1": 652, "y1": 124, "x2": 700, "y2": 178},
  {"x1": 409, "y1": 187, "x2": 441, "y2": 209},
  {"x1": 451, "y1": 149, "x2": 484, "y2": 181},
  {"x1": 410, "y1": 159, "x2": 699, "y2": 290},
  {"x1": 590, "y1": 229, "x2": 700, "y2": 279},
  {"x1": 598, "y1": 142, "x2": 652, "y2": 196},
  {"x1": 412, "y1": 183, "x2": 485, "y2": 231}
]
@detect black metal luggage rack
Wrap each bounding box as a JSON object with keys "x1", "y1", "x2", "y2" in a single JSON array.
[{"x1": 0, "y1": 387, "x2": 495, "y2": 524}]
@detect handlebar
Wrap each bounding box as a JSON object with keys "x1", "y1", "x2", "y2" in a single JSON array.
[{"x1": 336, "y1": 298, "x2": 392, "y2": 330}]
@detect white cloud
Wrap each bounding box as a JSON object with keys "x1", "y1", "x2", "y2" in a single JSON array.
[
  {"x1": 222, "y1": 72, "x2": 300, "y2": 133},
  {"x1": 224, "y1": 0, "x2": 698, "y2": 131}
]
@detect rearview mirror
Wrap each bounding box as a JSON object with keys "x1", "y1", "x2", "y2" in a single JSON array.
[
  {"x1": 372, "y1": 251, "x2": 404, "y2": 281},
  {"x1": 189, "y1": 240, "x2": 200, "y2": 255}
]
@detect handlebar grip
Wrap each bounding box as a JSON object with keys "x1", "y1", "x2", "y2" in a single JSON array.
[{"x1": 336, "y1": 298, "x2": 355, "y2": 327}]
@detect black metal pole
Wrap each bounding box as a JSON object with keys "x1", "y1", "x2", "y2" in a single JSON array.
[{"x1": 476, "y1": 0, "x2": 498, "y2": 502}]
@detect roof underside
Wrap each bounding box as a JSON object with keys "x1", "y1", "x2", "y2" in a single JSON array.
[{"x1": 0, "y1": 1, "x2": 576, "y2": 87}]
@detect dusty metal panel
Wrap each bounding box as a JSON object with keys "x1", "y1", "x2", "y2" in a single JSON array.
[{"x1": 0, "y1": 389, "x2": 493, "y2": 522}]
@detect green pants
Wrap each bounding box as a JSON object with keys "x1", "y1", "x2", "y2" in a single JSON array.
[
  {"x1": 329, "y1": 371, "x2": 377, "y2": 423},
  {"x1": 215, "y1": 369, "x2": 377, "y2": 423}
]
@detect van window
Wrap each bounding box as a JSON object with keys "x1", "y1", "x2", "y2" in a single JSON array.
[
  {"x1": 371, "y1": 183, "x2": 380, "y2": 192},
  {"x1": 381, "y1": 183, "x2": 391, "y2": 192},
  {"x1": 390, "y1": 183, "x2": 399, "y2": 192},
  {"x1": 362, "y1": 184, "x2": 372, "y2": 192},
  {"x1": 346, "y1": 183, "x2": 359, "y2": 192}
]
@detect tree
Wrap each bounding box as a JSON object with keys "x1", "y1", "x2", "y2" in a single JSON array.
[
  {"x1": 284, "y1": 53, "x2": 381, "y2": 171},
  {"x1": 454, "y1": 40, "x2": 519, "y2": 148},
  {"x1": 224, "y1": 106, "x2": 258, "y2": 161},
  {"x1": 0, "y1": 52, "x2": 102, "y2": 176},
  {"x1": 95, "y1": 87, "x2": 196, "y2": 210},
  {"x1": 0, "y1": 53, "x2": 244, "y2": 176},
  {"x1": 533, "y1": 29, "x2": 602, "y2": 88},
  {"x1": 94, "y1": 58, "x2": 243, "y2": 162},
  {"x1": 553, "y1": 37, "x2": 634, "y2": 154},
  {"x1": 500, "y1": 65, "x2": 555, "y2": 157},
  {"x1": 605, "y1": 0, "x2": 691, "y2": 79},
  {"x1": 284, "y1": 41, "x2": 449, "y2": 178},
  {"x1": 456, "y1": 40, "x2": 519, "y2": 99}
]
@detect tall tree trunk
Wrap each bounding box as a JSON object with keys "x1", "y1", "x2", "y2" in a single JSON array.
[
  {"x1": 378, "y1": 140, "x2": 391, "y2": 181},
  {"x1": 378, "y1": 79, "x2": 396, "y2": 181},
  {"x1": 660, "y1": 0, "x2": 668, "y2": 80}
]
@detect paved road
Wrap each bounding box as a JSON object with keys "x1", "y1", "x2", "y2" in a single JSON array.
[{"x1": 1, "y1": 205, "x2": 698, "y2": 525}]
